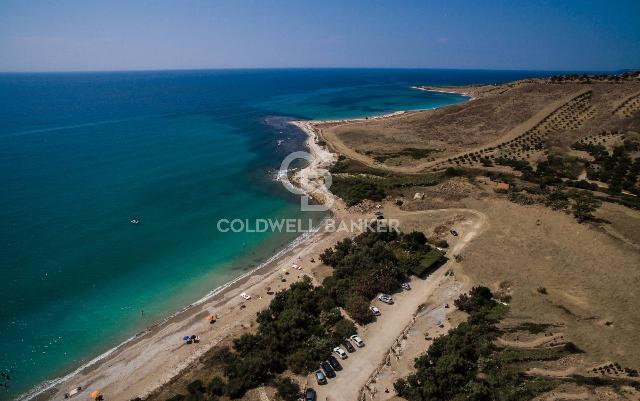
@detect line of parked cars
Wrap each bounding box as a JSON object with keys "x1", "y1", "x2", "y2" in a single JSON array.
[
  {"x1": 314, "y1": 335, "x2": 365, "y2": 385},
  {"x1": 309, "y1": 285, "x2": 412, "y2": 397},
  {"x1": 307, "y1": 283, "x2": 415, "y2": 398}
]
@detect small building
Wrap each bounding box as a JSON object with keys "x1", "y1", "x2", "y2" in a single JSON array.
[{"x1": 495, "y1": 182, "x2": 510, "y2": 191}]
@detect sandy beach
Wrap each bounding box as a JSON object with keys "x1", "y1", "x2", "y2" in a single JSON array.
[{"x1": 27, "y1": 222, "x2": 353, "y2": 401}]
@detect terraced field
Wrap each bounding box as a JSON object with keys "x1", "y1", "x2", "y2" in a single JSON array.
[
  {"x1": 432, "y1": 90, "x2": 596, "y2": 170},
  {"x1": 613, "y1": 91, "x2": 640, "y2": 117}
]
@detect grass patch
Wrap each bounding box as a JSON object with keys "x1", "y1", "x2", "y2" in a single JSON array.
[
  {"x1": 505, "y1": 322, "x2": 552, "y2": 334},
  {"x1": 331, "y1": 172, "x2": 442, "y2": 206},
  {"x1": 497, "y1": 345, "x2": 573, "y2": 364},
  {"x1": 370, "y1": 147, "x2": 440, "y2": 162}
]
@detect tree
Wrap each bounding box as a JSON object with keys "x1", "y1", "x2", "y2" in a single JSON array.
[
  {"x1": 207, "y1": 377, "x2": 225, "y2": 396},
  {"x1": 319, "y1": 308, "x2": 342, "y2": 329},
  {"x1": 454, "y1": 286, "x2": 494, "y2": 313},
  {"x1": 570, "y1": 190, "x2": 601, "y2": 222},
  {"x1": 186, "y1": 380, "x2": 205, "y2": 395},
  {"x1": 345, "y1": 294, "x2": 373, "y2": 324},
  {"x1": 331, "y1": 319, "x2": 357, "y2": 342},
  {"x1": 275, "y1": 378, "x2": 300, "y2": 401}
]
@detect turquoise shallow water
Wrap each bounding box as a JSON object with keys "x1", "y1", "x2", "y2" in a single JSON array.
[{"x1": 0, "y1": 69, "x2": 554, "y2": 398}]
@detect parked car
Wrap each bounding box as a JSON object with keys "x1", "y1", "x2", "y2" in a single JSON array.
[
  {"x1": 450, "y1": 229, "x2": 458, "y2": 236},
  {"x1": 350, "y1": 334, "x2": 365, "y2": 347},
  {"x1": 315, "y1": 370, "x2": 327, "y2": 385},
  {"x1": 376, "y1": 214, "x2": 384, "y2": 220},
  {"x1": 305, "y1": 387, "x2": 316, "y2": 401},
  {"x1": 333, "y1": 346, "x2": 348, "y2": 359},
  {"x1": 327, "y1": 355, "x2": 343, "y2": 371},
  {"x1": 321, "y1": 361, "x2": 336, "y2": 378},
  {"x1": 401, "y1": 282, "x2": 411, "y2": 290},
  {"x1": 374, "y1": 211, "x2": 383, "y2": 216},
  {"x1": 369, "y1": 305, "x2": 381, "y2": 316},
  {"x1": 343, "y1": 339, "x2": 356, "y2": 353},
  {"x1": 378, "y1": 293, "x2": 394, "y2": 304}
]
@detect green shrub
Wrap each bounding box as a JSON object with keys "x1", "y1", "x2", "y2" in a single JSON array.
[
  {"x1": 345, "y1": 181, "x2": 386, "y2": 206},
  {"x1": 275, "y1": 378, "x2": 300, "y2": 401},
  {"x1": 207, "y1": 376, "x2": 225, "y2": 396},
  {"x1": 186, "y1": 380, "x2": 205, "y2": 395}
]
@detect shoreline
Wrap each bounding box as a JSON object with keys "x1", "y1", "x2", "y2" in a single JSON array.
[
  {"x1": 21, "y1": 88, "x2": 464, "y2": 401},
  {"x1": 18, "y1": 223, "x2": 326, "y2": 401},
  {"x1": 411, "y1": 85, "x2": 477, "y2": 100}
]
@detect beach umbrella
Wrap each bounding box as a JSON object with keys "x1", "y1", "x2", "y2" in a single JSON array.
[
  {"x1": 207, "y1": 314, "x2": 216, "y2": 322},
  {"x1": 182, "y1": 336, "x2": 190, "y2": 342},
  {"x1": 90, "y1": 390, "x2": 102, "y2": 400}
]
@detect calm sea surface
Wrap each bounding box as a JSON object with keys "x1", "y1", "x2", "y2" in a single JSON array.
[{"x1": 0, "y1": 69, "x2": 554, "y2": 398}]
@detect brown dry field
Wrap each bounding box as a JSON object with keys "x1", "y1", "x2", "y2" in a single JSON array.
[
  {"x1": 394, "y1": 178, "x2": 640, "y2": 369},
  {"x1": 317, "y1": 80, "x2": 640, "y2": 171},
  {"x1": 361, "y1": 178, "x2": 640, "y2": 401},
  {"x1": 461, "y1": 196, "x2": 640, "y2": 368}
]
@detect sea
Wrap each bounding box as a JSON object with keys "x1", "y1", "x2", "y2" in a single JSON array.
[{"x1": 0, "y1": 68, "x2": 555, "y2": 399}]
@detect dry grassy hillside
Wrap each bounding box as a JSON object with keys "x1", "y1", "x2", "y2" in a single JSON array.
[{"x1": 319, "y1": 79, "x2": 640, "y2": 171}]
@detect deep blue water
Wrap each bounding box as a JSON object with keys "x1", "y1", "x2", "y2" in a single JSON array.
[{"x1": 0, "y1": 69, "x2": 556, "y2": 398}]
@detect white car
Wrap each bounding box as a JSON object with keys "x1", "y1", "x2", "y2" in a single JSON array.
[
  {"x1": 333, "y1": 346, "x2": 348, "y2": 359},
  {"x1": 369, "y1": 305, "x2": 381, "y2": 316},
  {"x1": 350, "y1": 334, "x2": 365, "y2": 347},
  {"x1": 240, "y1": 292, "x2": 251, "y2": 300},
  {"x1": 378, "y1": 294, "x2": 393, "y2": 304},
  {"x1": 401, "y1": 282, "x2": 411, "y2": 291}
]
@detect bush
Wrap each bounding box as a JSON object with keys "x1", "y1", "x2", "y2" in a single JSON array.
[
  {"x1": 207, "y1": 376, "x2": 225, "y2": 396},
  {"x1": 445, "y1": 166, "x2": 464, "y2": 177},
  {"x1": 344, "y1": 181, "x2": 386, "y2": 206},
  {"x1": 186, "y1": 380, "x2": 205, "y2": 394},
  {"x1": 564, "y1": 342, "x2": 583, "y2": 353},
  {"x1": 570, "y1": 190, "x2": 601, "y2": 222},
  {"x1": 331, "y1": 318, "x2": 357, "y2": 342},
  {"x1": 275, "y1": 378, "x2": 300, "y2": 401},
  {"x1": 226, "y1": 377, "x2": 250, "y2": 399},
  {"x1": 345, "y1": 294, "x2": 374, "y2": 325}
]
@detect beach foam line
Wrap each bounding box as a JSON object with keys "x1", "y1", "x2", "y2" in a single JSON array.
[{"x1": 17, "y1": 218, "x2": 328, "y2": 401}]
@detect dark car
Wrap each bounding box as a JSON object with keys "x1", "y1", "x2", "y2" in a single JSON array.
[
  {"x1": 321, "y1": 360, "x2": 336, "y2": 378},
  {"x1": 343, "y1": 339, "x2": 356, "y2": 353},
  {"x1": 305, "y1": 387, "x2": 317, "y2": 401},
  {"x1": 327, "y1": 355, "x2": 343, "y2": 371},
  {"x1": 314, "y1": 370, "x2": 327, "y2": 385},
  {"x1": 450, "y1": 229, "x2": 458, "y2": 236}
]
